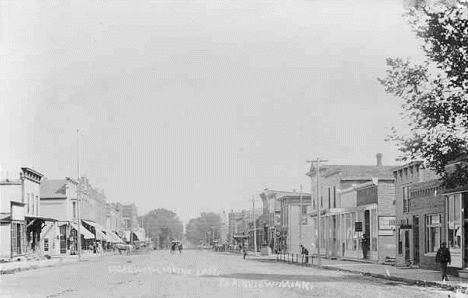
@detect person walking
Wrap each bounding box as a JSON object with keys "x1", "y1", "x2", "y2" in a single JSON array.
[
  {"x1": 97, "y1": 241, "x2": 104, "y2": 256},
  {"x1": 178, "y1": 243, "x2": 183, "y2": 254},
  {"x1": 436, "y1": 242, "x2": 451, "y2": 281},
  {"x1": 243, "y1": 246, "x2": 247, "y2": 259}
]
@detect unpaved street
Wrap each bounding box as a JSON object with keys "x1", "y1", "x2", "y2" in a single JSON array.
[{"x1": 0, "y1": 250, "x2": 451, "y2": 298}]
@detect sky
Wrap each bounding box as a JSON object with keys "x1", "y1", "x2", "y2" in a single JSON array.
[{"x1": 0, "y1": 0, "x2": 426, "y2": 225}]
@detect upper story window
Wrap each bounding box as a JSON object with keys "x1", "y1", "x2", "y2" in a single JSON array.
[
  {"x1": 403, "y1": 186, "x2": 410, "y2": 213},
  {"x1": 333, "y1": 186, "x2": 336, "y2": 208}
]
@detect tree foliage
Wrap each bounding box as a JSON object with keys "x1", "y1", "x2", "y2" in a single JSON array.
[
  {"x1": 141, "y1": 209, "x2": 183, "y2": 249},
  {"x1": 185, "y1": 212, "x2": 222, "y2": 246},
  {"x1": 378, "y1": 0, "x2": 468, "y2": 187}
]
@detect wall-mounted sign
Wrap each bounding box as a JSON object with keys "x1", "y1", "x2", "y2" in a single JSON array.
[
  {"x1": 355, "y1": 222, "x2": 362, "y2": 232},
  {"x1": 379, "y1": 216, "x2": 396, "y2": 230}
]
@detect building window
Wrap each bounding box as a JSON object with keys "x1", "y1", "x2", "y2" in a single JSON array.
[
  {"x1": 31, "y1": 194, "x2": 34, "y2": 215},
  {"x1": 333, "y1": 186, "x2": 336, "y2": 208},
  {"x1": 27, "y1": 194, "x2": 31, "y2": 214},
  {"x1": 73, "y1": 202, "x2": 77, "y2": 218},
  {"x1": 301, "y1": 205, "x2": 307, "y2": 225},
  {"x1": 447, "y1": 194, "x2": 461, "y2": 251},
  {"x1": 35, "y1": 196, "x2": 39, "y2": 215},
  {"x1": 328, "y1": 187, "x2": 331, "y2": 209},
  {"x1": 426, "y1": 214, "x2": 441, "y2": 253},
  {"x1": 346, "y1": 213, "x2": 353, "y2": 250},
  {"x1": 369, "y1": 209, "x2": 377, "y2": 251},
  {"x1": 403, "y1": 186, "x2": 409, "y2": 213},
  {"x1": 11, "y1": 222, "x2": 25, "y2": 256}
]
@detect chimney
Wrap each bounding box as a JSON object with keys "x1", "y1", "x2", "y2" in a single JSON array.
[{"x1": 376, "y1": 153, "x2": 383, "y2": 167}]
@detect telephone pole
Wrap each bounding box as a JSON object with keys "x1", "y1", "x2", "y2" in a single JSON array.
[
  {"x1": 307, "y1": 158, "x2": 328, "y2": 265},
  {"x1": 252, "y1": 196, "x2": 258, "y2": 256},
  {"x1": 76, "y1": 129, "x2": 82, "y2": 262},
  {"x1": 299, "y1": 184, "x2": 303, "y2": 250}
]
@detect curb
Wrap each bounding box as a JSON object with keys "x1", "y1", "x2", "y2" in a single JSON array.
[
  {"x1": 252, "y1": 256, "x2": 467, "y2": 293},
  {"x1": 319, "y1": 264, "x2": 465, "y2": 292}
]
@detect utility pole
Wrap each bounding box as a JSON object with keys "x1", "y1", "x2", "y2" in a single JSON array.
[
  {"x1": 299, "y1": 184, "x2": 303, "y2": 251},
  {"x1": 252, "y1": 196, "x2": 258, "y2": 256},
  {"x1": 307, "y1": 158, "x2": 328, "y2": 266},
  {"x1": 76, "y1": 129, "x2": 82, "y2": 262}
]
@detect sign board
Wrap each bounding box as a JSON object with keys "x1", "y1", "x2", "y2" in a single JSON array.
[
  {"x1": 355, "y1": 222, "x2": 362, "y2": 232},
  {"x1": 379, "y1": 216, "x2": 396, "y2": 230},
  {"x1": 379, "y1": 230, "x2": 394, "y2": 236}
]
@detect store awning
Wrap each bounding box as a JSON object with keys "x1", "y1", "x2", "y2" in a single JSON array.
[
  {"x1": 70, "y1": 222, "x2": 94, "y2": 239},
  {"x1": 82, "y1": 220, "x2": 114, "y2": 242},
  {"x1": 25, "y1": 215, "x2": 58, "y2": 222},
  {"x1": 107, "y1": 231, "x2": 123, "y2": 243}
]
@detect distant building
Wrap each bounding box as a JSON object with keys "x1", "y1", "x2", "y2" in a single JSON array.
[
  {"x1": 79, "y1": 177, "x2": 107, "y2": 227},
  {"x1": 121, "y1": 203, "x2": 140, "y2": 242},
  {"x1": 276, "y1": 193, "x2": 312, "y2": 254},
  {"x1": 260, "y1": 190, "x2": 304, "y2": 253},
  {"x1": 40, "y1": 177, "x2": 84, "y2": 256}
]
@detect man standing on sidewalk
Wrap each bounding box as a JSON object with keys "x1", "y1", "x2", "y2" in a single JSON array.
[
  {"x1": 436, "y1": 242, "x2": 451, "y2": 281},
  {"x1": 361, "y1": 235, "x2": 368, "y2": 259}
]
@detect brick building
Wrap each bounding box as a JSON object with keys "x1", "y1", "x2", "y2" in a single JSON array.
[
  {"x1": 392, "y1": 161, "x2": 440, "y2": 267},
  {"x1": 407, "y1": 178, "x2": 444, "y2": 270}
]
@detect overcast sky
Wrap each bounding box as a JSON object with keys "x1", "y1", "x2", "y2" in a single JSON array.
[{"x1": 0, "y1": 0, "x2": 425, "y2": 224}]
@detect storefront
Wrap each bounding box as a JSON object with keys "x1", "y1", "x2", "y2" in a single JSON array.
[{"x1": 445, "y1": 191, "x2": 466, "y2": 269}]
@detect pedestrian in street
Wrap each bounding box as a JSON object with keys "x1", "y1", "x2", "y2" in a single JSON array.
[
  {"x1": 243, "y1": 247, "x2": 247, "y2": 259},
  {"x1": 178, "y1": 243, "x2": 183, "y2": 254},
  {"x1": 303, "y1": 247, "x2": 309, "y2": 264},
  {"x1": 97, "y1": 242, "x2": 104, "y2": 256},
  {"x1": 436, "y1": 242, "x2": 451, "y2": 281}
]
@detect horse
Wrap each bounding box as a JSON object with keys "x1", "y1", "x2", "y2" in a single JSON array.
[
  {"x1": 170, "y1": 243, "x2": 176, "y2": 254},
  {"x1": 113, "y1": 243, "x2": 133, "y2": 255}
]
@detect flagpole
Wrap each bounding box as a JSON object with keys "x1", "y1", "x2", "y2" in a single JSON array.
[{"x1": 77, "y1": 129, "x2": 82, "y2": 261}]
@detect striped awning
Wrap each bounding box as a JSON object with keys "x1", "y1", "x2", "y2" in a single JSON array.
[
  {"x1": 107, "y1": 231, "x2": 124, "y2": 243},
  {"x1": 82, "y1": 220, "x2": 122, "y2": 242},
  {"x1": 70, "y1": 222, "x2": 94, "y2": 239}
]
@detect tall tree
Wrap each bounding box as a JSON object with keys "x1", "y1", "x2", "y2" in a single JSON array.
[
  {"x1": 141, "y1": 209, "x2": 183, "y2": 249},
  {"x1": 185, "y1": 212, "x2": 222, "y2": 246},
  {"x1": 378, "y1": 0, "x2": 468, "y2": 187}
]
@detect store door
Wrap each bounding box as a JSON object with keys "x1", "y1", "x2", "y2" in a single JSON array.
[
  {"x1": 59, "y1": 225, "x2": 67, "y2": 254},
  {"x1": 405, "y1": 230, "x2": 411, "y2": 263},
  {"x1": 413, "y1": 216, "x2": 420, "y2": 265},
  {"x1": 364, "y1": 210, "x2": 370, "y2": 254},
  {"x1": 463, "y1": 193, "x2": 468, "y2": 268}
]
